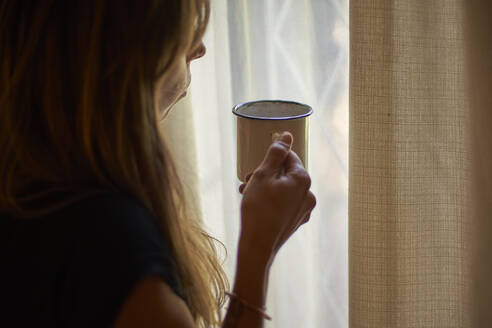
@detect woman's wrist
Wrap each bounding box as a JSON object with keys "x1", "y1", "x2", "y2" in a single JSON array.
[
  {"x1": 237, "y1": 233, "x2": 275, "y2": 270},
  {"x1": 235, "y1": 236, "x2": 273, "y2": 304},
  {"x1": 222, "y1": 241, "x2": 272, "y2": 327}
]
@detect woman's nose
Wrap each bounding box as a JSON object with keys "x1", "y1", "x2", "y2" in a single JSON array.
[{"x1": 187, "y1": 42, "x2": 206, "y2": 62}]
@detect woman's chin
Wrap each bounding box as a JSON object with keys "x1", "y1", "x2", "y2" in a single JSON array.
[
  {"x1": 174, "y1": 91, "x2": 187, "y2": 103},
  {"x1": 158, "y1": 92, "x2": 188, "y2": 121}
]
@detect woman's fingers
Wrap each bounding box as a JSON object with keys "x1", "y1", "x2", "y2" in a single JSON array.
[
  {"x1": 258, "y1": 132, "x2": 293, "y2": 174},
  {"x1": 282, "y1": 147, "x2": 306, "y2": 174},
  {"x1": 275, "y1": 191, "x2": 316, "y2": 252},
  {"x1": 303, "y1": 212, "x2": 311, "y2": 223},
  {"x1": 296, "y1": 191, "x2": 317, "y2": 225},
  {"x1": 239, "y1": 172, "x2": 253, "y2": 194}
]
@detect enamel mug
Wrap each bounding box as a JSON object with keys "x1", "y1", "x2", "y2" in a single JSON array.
[{"x1": 232, "y1": 100, "x2": 313, "y2": 182}]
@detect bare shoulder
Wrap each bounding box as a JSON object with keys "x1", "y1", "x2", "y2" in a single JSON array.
[{"x1": 113, "y1": 275, "x2": 196, "y2": 328}]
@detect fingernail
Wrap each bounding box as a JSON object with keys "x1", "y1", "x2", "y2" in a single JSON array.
[
  {"x1": 271, "y1": 132, "x2": 281, "y2": 142},
  {"x1": 278, "y1": 132, "x2": 293, "y2": 146}
]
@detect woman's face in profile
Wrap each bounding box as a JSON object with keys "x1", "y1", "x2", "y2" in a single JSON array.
[{"x1": 156, "y1": 41, "x2": 206, "y2": 119}]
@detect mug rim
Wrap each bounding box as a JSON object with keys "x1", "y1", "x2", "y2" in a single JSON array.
[{"x1": 232, "y1": 99, "x2": 313, "y2": 120}]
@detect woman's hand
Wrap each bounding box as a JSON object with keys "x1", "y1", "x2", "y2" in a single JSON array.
[
  {"x1": 238, "y1": 174, "x2": 252, "y2": 194},
  {"x1": 238, "y1": 131, "x2": 317, "y2": 265}
]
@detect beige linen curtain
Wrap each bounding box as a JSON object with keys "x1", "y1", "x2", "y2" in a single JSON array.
[{"x1": 349, "y1": 1, "x2": 471, "y2": 327}]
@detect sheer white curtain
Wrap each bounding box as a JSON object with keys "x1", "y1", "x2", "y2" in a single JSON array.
[{"x1": 187, "y1": 1, "x2": 349, "y2": 327}]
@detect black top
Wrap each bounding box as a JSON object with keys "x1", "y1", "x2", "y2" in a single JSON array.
[{"x1": 0, "y1": 192, "x2": 185, "y2": 327}]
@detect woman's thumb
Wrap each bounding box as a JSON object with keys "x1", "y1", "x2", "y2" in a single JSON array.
[
  {"x1": 259, "y1": 131, "x2": 293, "y2": 171},
  {"x1": 272, "y1": 131, "x2": 293, "y2": 146}
]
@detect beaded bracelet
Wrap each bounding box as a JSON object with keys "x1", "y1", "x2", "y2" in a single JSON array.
[{"x1": 225, "y1": 291, "x2": 272, "y2": 321}]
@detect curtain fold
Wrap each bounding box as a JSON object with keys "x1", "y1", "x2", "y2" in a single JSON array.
[
  {"x1": 349, "y1": 1, "x2": 471, "y2": 327},
  {"x1": 465, "y1": 2, "x2": 492, "y2": 327}
]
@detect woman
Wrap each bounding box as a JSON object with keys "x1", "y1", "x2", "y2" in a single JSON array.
[{"x1": 0, "y1": 1, "x2": 317, "y2": 327}]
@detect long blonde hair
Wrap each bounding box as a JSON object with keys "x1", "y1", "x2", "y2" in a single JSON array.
[{"x1": 0, "y1": 0, "x2": 228, "y2": 326}]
